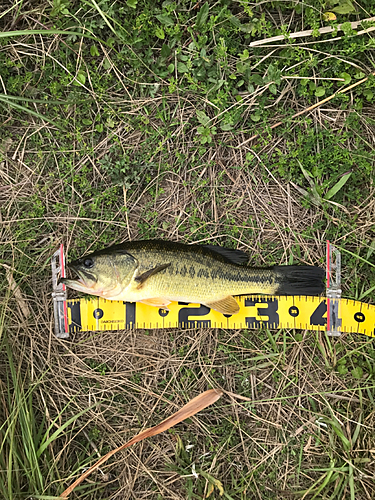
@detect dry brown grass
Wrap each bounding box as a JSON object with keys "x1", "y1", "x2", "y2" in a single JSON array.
[
  {"x1": 1, "y1": 101, "x2": 375, "y2": 498},
  {"x1": 1, "y1": 2, "x2": 375, "y2": 494}
]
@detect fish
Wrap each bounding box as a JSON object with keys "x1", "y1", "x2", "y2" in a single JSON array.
[{"x1": 60, "y1": 240, "x2": 325, "y2": 315}]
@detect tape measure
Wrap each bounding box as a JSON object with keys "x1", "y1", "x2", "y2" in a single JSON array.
[
  {"x1": 51, "y1": 242, "x2": 375, "y2": 338},
  {"x1": 64, "y1": 295, "x2": 374, "y2": 337}
]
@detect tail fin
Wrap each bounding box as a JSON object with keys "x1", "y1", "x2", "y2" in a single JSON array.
[{"x1": 274, "y1": 265, "x2": 325, "y2": 295}]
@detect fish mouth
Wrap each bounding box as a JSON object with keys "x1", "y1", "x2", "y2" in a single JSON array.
[
  {"x1": 71, "y1": 264, "x2": 97, "y2": 284},
  {"x1": 59, "y1": 265, "x2": 97, "y2": 292}
]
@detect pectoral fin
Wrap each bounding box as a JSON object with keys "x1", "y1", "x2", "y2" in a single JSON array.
[
  {"x1": 205, "y1": 296, "x2": 240, "y2": 315},
  {"x1": 139, "y1": 298, "x2": 171, "y2": 309},
  {"x1": 135, "y1": 263, "x2": 171, "y2": 289}
]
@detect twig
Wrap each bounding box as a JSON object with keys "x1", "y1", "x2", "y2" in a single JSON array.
[
  {"x1": 249, "y1": 16, "x2": 375, "y2": 47},
  {"x1": 2, "y1": 264, "x2": 30, "y2": 319},
  {"x1": 59, "y1": 389, "x2": 223, "y2": 498}
]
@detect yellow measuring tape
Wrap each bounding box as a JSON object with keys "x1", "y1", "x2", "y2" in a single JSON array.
[{"x1": 65, "y1": 295, "x2": 375, "y2": 337}]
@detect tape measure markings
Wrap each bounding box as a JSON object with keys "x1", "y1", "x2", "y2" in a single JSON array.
[{"x1": 64, "y1": 295, "x2": 375, "y2": 337}]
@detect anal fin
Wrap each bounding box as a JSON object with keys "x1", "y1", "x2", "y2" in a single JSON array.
[
  {"x1": 205, "y1": 296, "x2": 240, "y2": 315},
  {"x1": 139, "y1": 298, "x2": 171, "y2": 309}
]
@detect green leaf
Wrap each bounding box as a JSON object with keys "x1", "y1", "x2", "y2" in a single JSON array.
[
  {"x1": 126, "y1": 0, "x2": 137, "y2": 8},
  {"x1": 315, "y1": 87, "x2": 326, "y2": 97},
  {"x1": 156, "y1": 14, "x2": 174, "y2": 26},
  {"x1": 363, "y1": 89, "x2": 374, "y2": 101},
  {"x1": 168, "y1": 63, "x2": 174, "y2": 73},
  {"x1": 74, "y1": 71, "x2": 86, "y2": 86},
  {"x1": 298, "y1": 162, "x2": 315, "y2": 188},
  {"x1": 177, "y1": 62, "x2": 188, "y2": 73},
  {"x1": 106, "y1": 117, "x2": 115, "y2": 128},
  {"x1": 250, "y1": 74, "x2": 263, "y2": 85},
  {"x1": 82, "y1": 118, "x2": 92, "y2": 126},
  {"x1": 239, "y1": 22, "x2": 255, "y2": 33},
  {"x1": 221, "y1": 123, "x2": 234, "y2": 131},
  {"x1": 325, "y1": 172, "x2": 352, "y2": 200},
  {"x1": 269, "y1": 83, "x2": 277, "y2": 95},
  {"x1": 240, "y1": 49, "x2": 249, "y2": 61},
  {"x1": 351, "y1": 366, "x2": 363, "y2": 379},
  {"x1": 160, "y1": 44, "x2": 171, "y2": 58},
  {"x1": 196, "y1": 110, "x2": 210, "y2": 126},
  {"x1": 340, "y1": 72, "x2": 352, "y2": 85},
  {"x1": 337, "y1": 363, "x2": 348, "y2": 375},
  {"x1": 228, "y1": 15, "x2": 241, "y2": 28},
  {"x1": 250, "y1": 113, "x2": 261, "y2": 122},
  {"x1": 196, "y1": 2, "x2": 209, "y2": 28},
  {"x1": 332, "y1": 0, "x2": 356, "y2": 14},
  {"x1": 90, "y1": 44, "x2": 100, "y2": 57},
  {"x1": 155, "y1": 26, "x2": 165, "y2": 39}
]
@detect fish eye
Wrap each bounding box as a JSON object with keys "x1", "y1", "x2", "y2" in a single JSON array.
[{"x1": 83, "y1": 258, "x2": 94, "y2": 268}]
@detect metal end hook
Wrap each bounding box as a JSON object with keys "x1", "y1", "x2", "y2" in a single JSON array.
[{"x1": 51, "y1": 244, "x2": 69, "y2": 338}]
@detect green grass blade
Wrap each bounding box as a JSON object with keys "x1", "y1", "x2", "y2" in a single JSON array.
[
  {"x1": 0, "y1": 0, "x2": 23, "y2": 20},
  {"x1": 0, "y1": 97, "x2": 63, "y2": 130},
  {"x1": 37, "y1": 404, "x2": 98, "y2": 458},
  {"x1": 0, "y1": 94, "x2": 89, "y2": 105},
  {"x1": 325, "y1": 172, "x2": 352, "y2": 200},
  {"x1": 358, "y1": 284, "x2": 375, "y2": 300},
  {"x1": 0, "y1": 29, "x2": 105, "y2": 44}
]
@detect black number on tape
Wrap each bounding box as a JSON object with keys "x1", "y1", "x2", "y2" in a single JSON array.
[
  {"x1": 178, "y1": 304, "x2": 211, "y2": 328},
  {"x1": 354, "y1": 312, "x2": 365, "y2": 323},
  {"x1": 93, "y1": 308, "x2": 104, "y2": 320},
  {"x1": 245, "y1": 298, "x2": 279, "y2": 328},
  {"x1": 289, "y1": 306, "x2": 299, "y2": 318},
  {"x1": 124, "y1": 302, "x2": 136, "y2": 327},
  {"x1": 310, "y1": 301, "x2": 327, "y2": 326},
  {"x1": 68, "y1": 301, "x2": 82, "y2": 333}
]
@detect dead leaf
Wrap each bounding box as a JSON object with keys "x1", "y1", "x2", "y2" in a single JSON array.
[{"x1": 60, "y1": 388, "x2": 223, "y2": 498}]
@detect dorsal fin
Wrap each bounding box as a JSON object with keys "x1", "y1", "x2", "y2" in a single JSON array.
[
  {"x1": 202, "y1": 244, "x2": 249, "y2": 265},
  {"x1": 135, "y1": 263, "x2": 171, "y2": 288}
]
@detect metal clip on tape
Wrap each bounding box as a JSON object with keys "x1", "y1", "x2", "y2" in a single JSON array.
[
  {"x1": 326, "y1": 241, "x2": 342, "y2": 337},
  {"x1": 51, "y1": 244, "x2": 69, "y2": 338}
]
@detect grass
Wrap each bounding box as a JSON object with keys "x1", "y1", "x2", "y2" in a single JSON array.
[
  {"x1": 1, "y1": 0, "x2": 375, "y2": 498},
  {"x1": 0, "y1": 325, "x2": 102, "y2": 497}
]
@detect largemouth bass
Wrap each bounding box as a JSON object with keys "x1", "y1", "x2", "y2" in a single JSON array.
[{"x1": 60, "y1": 240, "x2": 325, "y2": 315}]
